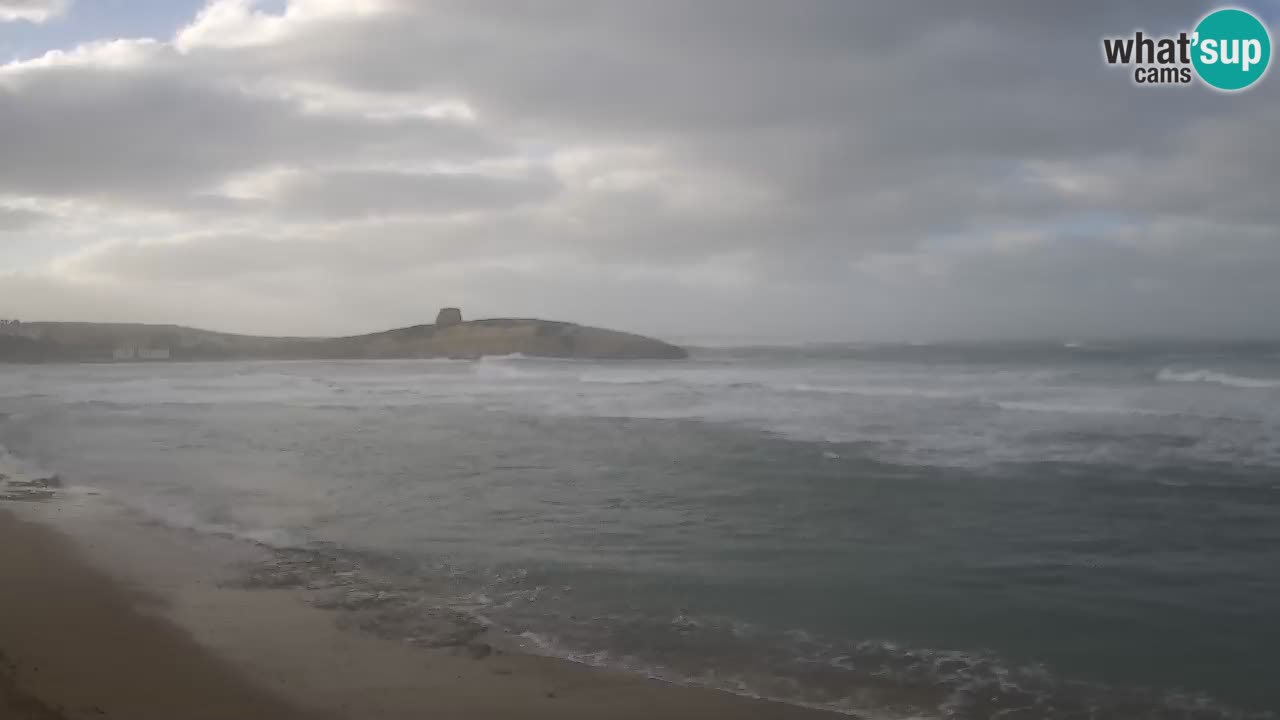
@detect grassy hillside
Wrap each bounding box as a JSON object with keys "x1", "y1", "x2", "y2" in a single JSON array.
[{"x1": 0, "y1": 319, "x2": 687, "y2": 362}]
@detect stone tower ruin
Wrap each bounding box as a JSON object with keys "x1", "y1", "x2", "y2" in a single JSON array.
[{"x1": 435, "y1": 307, "x2": 463, "y2": 327}]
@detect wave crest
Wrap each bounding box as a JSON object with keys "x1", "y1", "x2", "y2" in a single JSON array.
[{"x1": 1157, "y1": 368, "x2": 1280, "y2": 389}]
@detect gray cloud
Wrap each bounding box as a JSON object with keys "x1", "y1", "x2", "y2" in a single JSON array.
[
  {"x1": 262, "y1": 169, "x2": 563, "y2": 220},
  {"x1": 0, "y1": 48, "x2": 507, "y2": 206},
  {"x1": 2, "y1": 0, "x2": 1278, "y2": 340},
  {"x1": 0, "y1": 206, "x2": 46, "y2": 231}
]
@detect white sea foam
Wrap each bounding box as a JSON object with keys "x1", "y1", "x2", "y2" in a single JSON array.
[
  {"x1": 788, "y1": 383, "x2": 968, "y2": 400},
  {"x1": 578, "y1": 373, "x2": 673, "y2": 386},
  {"x1": 480, "y1": 353, "x2": 585, "y2": 363},
  {"x1": 118, "y1": 497, "x2": 304, "y2": 549},
  {"x1": 515, "y1": 631, "x2": 613, "y2": 668},
  {"x1": 994, "y1": 399, "x2": 1156, "y2": 416},
  {"x1": 472, "y1": 362, "x2": 537, "y2": 380},
  {"x1": 1157, "y1": 368, "x2": 1280, "y2": 389}
]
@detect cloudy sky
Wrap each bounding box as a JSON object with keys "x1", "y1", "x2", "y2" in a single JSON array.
[{"x1": 1, "y1": 0, "x2": 1277, "y2": 342}]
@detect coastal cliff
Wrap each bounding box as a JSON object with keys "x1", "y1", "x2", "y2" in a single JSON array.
[{"x1": 0, "y1": 311, "x2": 688, "y2": 362}]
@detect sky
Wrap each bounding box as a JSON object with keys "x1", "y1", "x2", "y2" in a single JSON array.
[{"x1": 1, "y1": 0, "x2": 1278, "y2": 343}]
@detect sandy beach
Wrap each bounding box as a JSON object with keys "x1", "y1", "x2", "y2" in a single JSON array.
[{"x1": 0, "y1": 506, "x2": 841, "y2": 720}]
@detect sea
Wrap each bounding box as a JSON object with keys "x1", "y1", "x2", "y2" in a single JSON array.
[{"x1": 2, "y1": 341, "x2": 1278, "y2": 719}]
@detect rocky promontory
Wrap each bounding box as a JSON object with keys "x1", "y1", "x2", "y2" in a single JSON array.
[{"x1": 0, "y1": 310, "x2": 688, "y2": 363}]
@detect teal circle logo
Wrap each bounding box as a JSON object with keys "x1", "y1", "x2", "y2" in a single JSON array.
[{"x1": 1192, "y1": 8, "x2": 1271, "y2": 91}]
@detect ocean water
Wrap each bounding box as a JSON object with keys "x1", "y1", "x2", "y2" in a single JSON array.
[{"x1": 2, "y1": 342, "x2": 1279, "y2": 718}]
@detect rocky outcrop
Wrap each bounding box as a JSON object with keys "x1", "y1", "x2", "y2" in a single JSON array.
[
  {"x1": 355, "y1": 319, "x2": 688, "y2": 360},
  {"x1": 0, "y1": 313, "x2": 688, "y2": 362}
]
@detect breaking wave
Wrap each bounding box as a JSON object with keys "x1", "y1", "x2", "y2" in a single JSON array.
[
  {"x1": 0, "y1": 444, "x2": 80, "y2": 501},
  {"x1": 229, "y1": 539, "x2": 1277, "y2": 720},
  {"x1": 1157, "y1": 368, "x2": 1280, "y2": 389},
  {"x1": 994, "y1": 399, "x2": 1159, "y2": 416}
]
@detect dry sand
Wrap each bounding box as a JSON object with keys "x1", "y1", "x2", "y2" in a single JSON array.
[{"x1": 0, "y1": 507, "x2": 844, "y2": 719}]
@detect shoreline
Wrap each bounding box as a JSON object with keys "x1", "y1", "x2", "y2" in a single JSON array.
[{"x1": 0, "y1": 503, "x2": 844, "y2": 720}]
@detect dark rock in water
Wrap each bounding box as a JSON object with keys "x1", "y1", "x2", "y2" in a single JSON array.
[
  {"x1": 0, "y1": 469, "x2": 60, "y2": 501},
  {"x1": 5, "y1": 474, "x2": 59, "y2": 489},
  {"x1": 0, "y1": 488, "x2": 55, "y2": 502}
]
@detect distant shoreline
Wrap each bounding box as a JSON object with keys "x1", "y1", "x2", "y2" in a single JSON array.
[{"x1": 0, "y1": 317, "x2": 688, "y2": 363}]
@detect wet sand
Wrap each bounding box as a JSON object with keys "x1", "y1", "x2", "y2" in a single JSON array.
[
  {"x1": 0, "y1": 510, "x2": 322, "y2": 720},
  {"x1": 0, "y1": 508, "x2": 843, "y2": 719}
]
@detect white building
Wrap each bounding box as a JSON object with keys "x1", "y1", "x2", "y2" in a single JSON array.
[
  {"x1": 112, "y1": 343, "x2": 171, "y2": 361},
  {"x1": 0, "y1": 320, "x2": 39, "y2": 339}
]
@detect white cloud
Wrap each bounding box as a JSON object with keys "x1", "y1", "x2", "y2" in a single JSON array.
[
  {"x1": 175, "y1": 0, "x2": 392, "y2": 52},
  {"x1": 0, "y1": 0, "x2": 67, "y2": 23}
]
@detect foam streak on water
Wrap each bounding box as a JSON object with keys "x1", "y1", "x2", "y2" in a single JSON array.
[{"x1": 2, "y1": 342, "x2": 1279, "y2": 718}]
